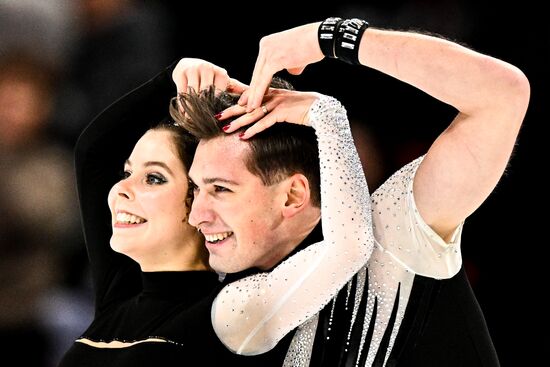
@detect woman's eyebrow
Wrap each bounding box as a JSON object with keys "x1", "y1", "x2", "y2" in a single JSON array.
[{"x1": 126, "y1": 159, "x2": 174, "y2": 175}]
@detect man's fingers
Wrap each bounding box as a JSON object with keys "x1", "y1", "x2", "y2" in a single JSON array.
[
  {"x1": 247, "y1": 73, "x2": 272, "y2": 113},
  {"x1": 244, "y1": 54, "x2": 273, "y2": 112},
  {"x1": 287, "y1": 66, "x2": 305, "y2": 75}
]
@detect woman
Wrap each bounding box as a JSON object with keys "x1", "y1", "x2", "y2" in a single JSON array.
[
  {"x1": 57, "y1": 64, "x2": 257, "y2": 366},
  {"x1": 58, "y1": 58, "x2": 374, "y2": 366}
]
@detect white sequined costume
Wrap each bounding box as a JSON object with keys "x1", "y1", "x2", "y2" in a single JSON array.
[
  {"x1": 212, "y1": 96, "x2": 497, "y2": 367},
  {"x1": 211, "y1": 95, "x2": 375, "y2": 355}
]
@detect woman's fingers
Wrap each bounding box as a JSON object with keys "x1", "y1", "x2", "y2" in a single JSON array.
[
  {"x1": 218, "y1": 104, "x2": 248, "y2": 122},
  {"x1": 173, "y1": 58, "x2": 232, "y2": 95},
  {"x1": 240, "y1": 46, "x2": 275, "y2": 112},
  {"x1": 238, "y1": 110, "x2": 278, "y2": 139},
  {"x1": 220, "y1": 104, "x2": 268, "y2": 133},
  {"x1": 222, "y1": 90, "x2": 319, "y2": 139}
]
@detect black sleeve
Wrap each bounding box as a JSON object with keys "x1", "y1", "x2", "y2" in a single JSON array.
[{"x1": 74, "y1": 61, "x2": 177, "y2": 312}]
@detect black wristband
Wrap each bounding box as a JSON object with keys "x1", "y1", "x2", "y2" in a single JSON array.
[
  {"x1": 318, "y1": 17, "x2": 343, "y2": 58},
  {"x1": 334, "y1": 18, "x2": 369, "y2": 65}
]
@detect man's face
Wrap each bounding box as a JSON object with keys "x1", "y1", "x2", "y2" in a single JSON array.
[{"x1": 188, "y1": 135, "x2": 288, "y2": 273}]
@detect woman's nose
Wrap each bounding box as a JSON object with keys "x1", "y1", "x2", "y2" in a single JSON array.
[{"x1": 113, "y1": 179, "x2": 134, "y2": 200}]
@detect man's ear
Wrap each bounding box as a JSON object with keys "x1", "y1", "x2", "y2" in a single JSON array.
[{"x1": 281, "y1": 174, "x2": 311, "y2": 218}]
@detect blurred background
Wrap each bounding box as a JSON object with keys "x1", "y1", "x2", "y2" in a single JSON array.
[{"x1": 0, "y1": 0, "x2": 545, "y2": 365}]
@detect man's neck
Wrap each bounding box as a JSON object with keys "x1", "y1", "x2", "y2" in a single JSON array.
[
  {"x1": 261, "y1": 213, "x2": 322, "y2": 271},
  {"x1": 222, "y1": 212, "x2": 322, "y2": 284}
]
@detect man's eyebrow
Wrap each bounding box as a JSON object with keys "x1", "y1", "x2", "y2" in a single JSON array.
[
  {"x1": 125, "y1": 159, "x2": 174, "y2": 175},
  {"x1": 197, "y1": 177, "x2": 239, "y2": 186}
]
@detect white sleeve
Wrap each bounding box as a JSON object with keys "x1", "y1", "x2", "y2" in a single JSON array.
[
  {"x1": 371, "y1": 156, "x2": 463, "y2": 279},
  {"x1": 211, "y1": 95, "x2": 374, "y2": 355}
]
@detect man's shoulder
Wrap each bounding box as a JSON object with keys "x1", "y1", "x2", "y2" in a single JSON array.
[{"x1": 372, "y1": 155, "x2": 424, "y2": 200}]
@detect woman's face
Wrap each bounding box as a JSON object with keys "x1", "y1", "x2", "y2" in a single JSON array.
[{"x1": 108, "y1": 129, "x2": 201, "y2": 270}]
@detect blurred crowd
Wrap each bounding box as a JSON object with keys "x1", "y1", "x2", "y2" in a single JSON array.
[{"x1": 0, "y1": 0, "x2": 174, "y2": 365}]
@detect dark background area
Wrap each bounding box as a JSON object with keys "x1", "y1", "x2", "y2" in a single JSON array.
[{"x1": 0, "y1": 0, "x2": 546, "y2": 365}]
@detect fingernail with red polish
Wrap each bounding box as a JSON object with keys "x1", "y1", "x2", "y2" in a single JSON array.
[
  {"x1": 222, "y1": 123, "x2": 231, "y2": 131},
  {"x1": 238, "y1": 132, "x2": 246, "y2": 139},
  {"x1": 214, "y1": 112, "x2": 222, "y2": 120}
]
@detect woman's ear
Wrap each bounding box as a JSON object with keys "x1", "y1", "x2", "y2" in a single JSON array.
[{"x1": 281, "y1": 174, "x2": 311, "y2": 218}]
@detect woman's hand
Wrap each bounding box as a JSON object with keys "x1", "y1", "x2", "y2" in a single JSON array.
[
  {"x1": 219, "y1": 89, "x2": 322, "y2": 139},
  {"x1": 172, "y1": 57, "x2": 247, "y2": 95},
  {"x1": 240, "y1": 22, "x2": 324, "y2": 112}
]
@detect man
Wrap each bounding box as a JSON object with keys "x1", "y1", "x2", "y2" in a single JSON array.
[{"x1": 173, "y1": 16, "x2": 529, "y2": 366}]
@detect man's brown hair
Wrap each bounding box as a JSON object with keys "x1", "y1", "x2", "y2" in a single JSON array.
[{"x1": 170, "y1": 80, "x2": 321, "y2": 207}]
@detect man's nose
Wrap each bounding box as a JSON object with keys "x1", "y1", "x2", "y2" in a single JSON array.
[{"x1": 188, "y1": 191, "x2": 213, "y2": 228}]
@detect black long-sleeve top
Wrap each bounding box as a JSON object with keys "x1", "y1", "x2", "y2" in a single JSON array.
[{"x1": 57, "y1": 65, "x2": 294, "y2": 366}]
